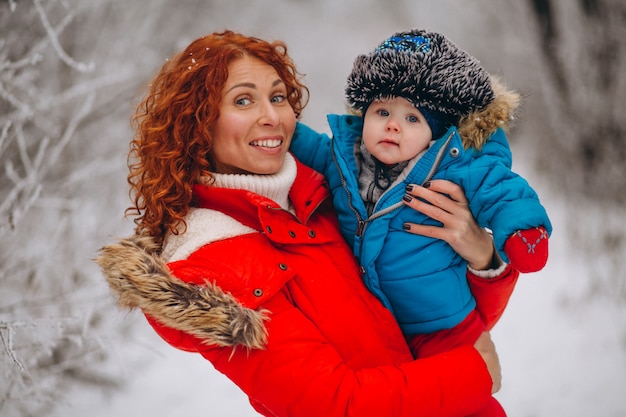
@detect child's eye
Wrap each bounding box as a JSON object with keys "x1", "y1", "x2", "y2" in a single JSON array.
[
  {"x1": 235, "y1": 97, "x2": 252, "y2": 106},
  {"x1": 407, "y1": 115, "x2": 419, "y2": 123},
  {"x1": 377, "y1": 109, "x2": 389, "y2": 117}
]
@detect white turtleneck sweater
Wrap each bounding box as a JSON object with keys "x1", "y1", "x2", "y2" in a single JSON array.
[{"x1": 162, "y1": 154, "x2": 297, "y2": 262}]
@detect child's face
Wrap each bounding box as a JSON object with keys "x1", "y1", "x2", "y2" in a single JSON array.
[{"x1": 362, "y1": 97, "x2": 432, "y2": 165}]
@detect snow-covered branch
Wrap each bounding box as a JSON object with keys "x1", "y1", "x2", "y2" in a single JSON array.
[{"x1": 33, "y1": 0, "x2": 94, "y2": 73}]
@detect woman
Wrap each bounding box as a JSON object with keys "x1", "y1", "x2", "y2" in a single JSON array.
[{"x1": 96, "y1": 30, "x2": 518, "y2": 417}]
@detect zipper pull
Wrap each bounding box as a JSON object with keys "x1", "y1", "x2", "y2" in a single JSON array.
[{"x1": 356, "y1": 220, "x2": 365, "y2": 237}]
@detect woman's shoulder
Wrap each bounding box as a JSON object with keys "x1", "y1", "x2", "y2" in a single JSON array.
[{"x1": 162, "y1": 207, "x2": 257, "y2": 262}]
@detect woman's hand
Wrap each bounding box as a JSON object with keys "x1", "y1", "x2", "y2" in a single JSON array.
[
  {"x1": 402, "y1": 179, "x2": 495, "y2": 270},
  {"x1": 473, "y1": 331, "x2": 502, "y2": 394}
]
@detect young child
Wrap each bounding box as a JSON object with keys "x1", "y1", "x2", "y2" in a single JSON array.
[{"x1": 291, "y1": 29, "x2": 552, "y2": 416}]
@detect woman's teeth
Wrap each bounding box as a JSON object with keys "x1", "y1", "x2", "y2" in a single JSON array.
[{"x1": 251, "y1": 139, "x2": 281, "y2": 148}]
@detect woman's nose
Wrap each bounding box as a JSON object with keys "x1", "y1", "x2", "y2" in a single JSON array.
[{"x1": 258, "y1": 100, "x2": 280, "y2": 126}]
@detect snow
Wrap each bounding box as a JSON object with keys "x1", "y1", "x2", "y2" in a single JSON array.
[{"x1": 492, "y1": 197, "x2": 626, "y2": 416}]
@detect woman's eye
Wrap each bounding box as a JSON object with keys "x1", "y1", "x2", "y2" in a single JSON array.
[
  {"x1": 235, "y1": 97, "x2": 251, "y2": 106},
  {"x1": 271, "y1": 94, "x2": 286, "y2": 103}
]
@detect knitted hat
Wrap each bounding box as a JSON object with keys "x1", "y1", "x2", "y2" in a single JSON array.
[
  {"x1": 346, "y1": 29, "x2": 520, "y2": 149},
  {"x1": 418, "y1": 107, "x2": 449, "y2": 140}
]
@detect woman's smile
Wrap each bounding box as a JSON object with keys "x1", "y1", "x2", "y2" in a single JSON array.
[{"x1": 250, "y1": 137, "x2": 283, "y2": 149}]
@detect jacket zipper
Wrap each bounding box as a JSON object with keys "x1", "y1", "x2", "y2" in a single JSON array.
[
  {"x1": 340, "y1": 130, "x2": 456, "y2": 239},
  {"x1": 419, "y1": 130, "x2": 455, "y2": 186}
]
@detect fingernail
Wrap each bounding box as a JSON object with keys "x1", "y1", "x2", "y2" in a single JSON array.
[
  {"x1": 402, "y1": 223, "x2": 411, "y2": 230},
  {"x1": 423, "y1": 181, "x2": 431, "y2": 188},
  {"x1": 402, "y1": 194, "x2": 412, "y2": 202},
  {"x1": 405, "y1": 184, "x2": 414, "y2": 192}
]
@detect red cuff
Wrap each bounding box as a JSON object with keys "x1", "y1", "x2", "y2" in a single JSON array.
[{"x1": 504, "y1": 227, "x2": 549, "y2": 273}]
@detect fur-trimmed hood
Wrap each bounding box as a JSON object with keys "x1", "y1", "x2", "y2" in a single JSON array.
[
  {"x1": 456, "y1": 76, "x2": 520, "y2": 150},
  {"x1": 95, "y1": 234, "x2": 268, "y2": 349}
]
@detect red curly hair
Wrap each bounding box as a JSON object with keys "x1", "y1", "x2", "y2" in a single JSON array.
[{"x1": 128, "y1": 30, "x2": 309, "y2": 242}]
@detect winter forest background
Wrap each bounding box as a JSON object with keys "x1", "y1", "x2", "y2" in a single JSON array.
[{"x1": 1, "y1": 1, "x2": 625, "y2": 416}]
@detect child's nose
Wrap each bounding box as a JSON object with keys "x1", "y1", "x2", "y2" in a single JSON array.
[{"x1": 385, "y1": 119, "x2": 400, "y2": 132}]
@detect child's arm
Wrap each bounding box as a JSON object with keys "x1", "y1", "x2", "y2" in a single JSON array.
[
  {"x1": 459, "y1": 129, "x2": 552, "y2": 269},
  {"x1": 289, "y1": 122, "x2": 333, "y2": 174}
]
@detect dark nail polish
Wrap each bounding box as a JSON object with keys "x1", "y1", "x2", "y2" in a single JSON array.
[
  {"x1": 423, "y1": 181, "x2": 431, "y2": 188},
  {"x1": 402, "y1": 194, "x2": 412, "y2": 202},
  {"x1": 405, "y1": 184, "x2": 414, "y2": 192},
  {"x1": 403, "y1": 223, "x2": 411, "y2": 230}
]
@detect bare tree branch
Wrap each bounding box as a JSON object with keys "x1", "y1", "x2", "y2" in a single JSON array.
[{"x1": 33, "y1": 0, "x2": 94, "y2": 73}]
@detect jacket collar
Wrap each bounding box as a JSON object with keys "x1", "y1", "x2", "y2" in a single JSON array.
[{"x1": 194, "y1": 156, "x2": 330, "y2": 231}]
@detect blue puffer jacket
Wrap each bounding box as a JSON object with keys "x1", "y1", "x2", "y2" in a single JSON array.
[{"x1": 291, "y1": 114, "x2": 552, "y2": 334}]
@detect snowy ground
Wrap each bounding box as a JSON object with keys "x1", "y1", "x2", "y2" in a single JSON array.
[{"x1": 48, "y1": 173, "x2": 626, "y2": 417}]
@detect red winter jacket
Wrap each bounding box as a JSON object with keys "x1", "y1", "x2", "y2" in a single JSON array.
[{"x1": 97, "y1": 160, "x2": 518, "y2": 417}]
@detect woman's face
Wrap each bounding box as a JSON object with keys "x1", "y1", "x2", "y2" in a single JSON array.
[{"x1": 210, "y1": 56, "x2": 296, "y2": 175}]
